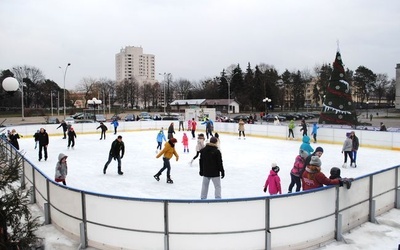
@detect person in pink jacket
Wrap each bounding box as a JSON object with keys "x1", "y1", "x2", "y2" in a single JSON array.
[
  {"x1": 182, "y1": 133, "x2": 189, "y2": 153},
  {"x1": 263, "y1": 163, "x2": 282, "y2": 195}
]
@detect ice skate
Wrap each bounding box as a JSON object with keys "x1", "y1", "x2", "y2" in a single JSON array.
[
  {"x1": 154, "y1": 173, "x2": 160, "y2": 181},
  {"x1": 167, "y1": 175, "x2": 173, "y2": 184},
  {"x1": 342, "y1": 163, "x2": 347, "y2": 168}
]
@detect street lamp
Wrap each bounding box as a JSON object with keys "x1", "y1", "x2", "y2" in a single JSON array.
[
  {"x1": 366, "y1": 101, "x2": 369, "y2": 119},
  {"x1": 59, "y1": 63, "x2": 71, "y2": 119},
  {"x1": 263, "y1": 97, "x2": 272, "y2": 115},
  {"x1": 87, "y1": 97, "x2": 102, "y2": 121},
  {"x1": 225, "y1": 71, "x2": 240, "y2": 119},
  {"x1": 2, "y1": 77, "x2": 25, "y2": 120}
]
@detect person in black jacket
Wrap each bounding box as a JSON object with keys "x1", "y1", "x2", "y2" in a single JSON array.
[
  {"x1": 96, "y1": 122, "x2": 108, "y2": 140},
  {"x1": 103, "y1": 135, "x2": 125, "y2": 175},
  {"x1": 67, "y1": 127, "x2": 77, "y2": 148},
  {"x1": 37, "y1": 128, "x2": 49, "y2": 161},
  {"x1": 8, "y1": 129, "x2": 20, "y2": 150},
  {"x1": 199, "y1": 136, "x2": 224, "y2": 199},
  {"x1": 57, "y1": 120, "x2": 68, "y2": 139}
]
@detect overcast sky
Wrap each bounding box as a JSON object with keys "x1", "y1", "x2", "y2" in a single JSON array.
[{"x1": 1, "y1": 0, "x2": 399, "y2": 89}]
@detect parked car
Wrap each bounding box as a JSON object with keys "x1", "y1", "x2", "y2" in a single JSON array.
[
  {"x1": 46, "y1": 117, "x2": 60, "y2": 124},
  {"x1": 65, "y1": 117, "x2": 75, "y2": 124},
  {"x1": 139, "y1": 112, "x2": 152, "y2": 120},
  {"x1": 262, "y1": 114, "x2": 286, "y2": 122},
  {"x1": 74, "y1": 119, "x2": 95, "y2": 124},
  {"x1": 232, "y1": 115, "x2": 250, "y2": 123},
  {"x1": 125, "y1": 114, "x2": 135, "y2": 121},
  {"x1": 153, "y1": 114, "x2": 162, "y2": 120},
  {"x1": 279, "y1": 113, "x2": 300, "y2": 121},
  {"x1": 161, "y1": 115, "x2": 179, "y2": 121},
  {"x1": 71, "y1": 113, "x2": 84, "y2": 119},
  {"x1": 110, "y1": 114, "x2": 121, "y2": 121},
  {"x1": 95, "y1": 114, "x2": 106, "y2": 122}
]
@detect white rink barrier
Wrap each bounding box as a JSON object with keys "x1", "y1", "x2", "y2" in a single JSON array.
[{"x1": 2, "y1": 120, "x2": 400, "y2": 250}]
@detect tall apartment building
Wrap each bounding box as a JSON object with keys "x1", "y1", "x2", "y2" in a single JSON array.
[
  {"x1": 396, "y1": 63, "x2": 400, "y2": 109},
  {"x1": 115, "y1": 46, "x2": 156, "y2": 84}
]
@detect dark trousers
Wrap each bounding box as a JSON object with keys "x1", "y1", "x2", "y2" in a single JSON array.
[
  {"x1": 288, "y1": 173, "x2": 301, "y2": 192},
  {"x1": 206, "y1": 129, "x2": 213, "y2": 139},
  {"x1": 114, "y1": 127, "x2": 117, "y2": 134},
  {"x1": 68, "y1": 138, "x2": 75, "y2": 147},
  {"x1": 192, "y1": 151, "x2": 200, "y2": 160},
  {"x1": 344, "y1": 151, "x2": 354, "y2": 163},
  {"x1": 104, "y1": 154, "x2": 122, "y2": 172},
  {"x1": 63, "y1": 130, "x2": 67, "y2": 139},
  {"x1": 38, "y1": 145, "x2": 48, "y2": 160},
  {"x1": 288, "y1": 129, "x2": 294, "y2": 138},
  {"x1": 157, "y1": 157, "x2": 171, "y2": 176},
  {"x1": 191, "y1": 129, "x2": 196, "y2": 139},
  {"x1": 100, "y1": 130, "x2": 106, "y2": 139},
  {"x1": 157, "y1": 141, "x2": 162, "y2": 150}
]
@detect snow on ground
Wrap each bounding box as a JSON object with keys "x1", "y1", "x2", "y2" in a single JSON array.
[{"x1": 17, "y1": 129, "x2": 400, "y2": 249}]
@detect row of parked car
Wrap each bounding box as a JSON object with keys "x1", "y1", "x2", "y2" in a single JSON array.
[
  {"x1": 216, "y1": 112, "x2": 318, "y2": 123},
  {"x1": 124, "y1": 112, "x2": 181, "y2": 121}
]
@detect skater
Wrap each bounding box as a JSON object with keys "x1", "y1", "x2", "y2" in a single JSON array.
[
  {"x1": 187, "y1": 118, "x2": 192, "y2": 132},
  {"x1": 156, "y1": 128, "x2": 166, "y2": 153},
  {"x1": 311, "y1": 123, "x2": 319, "y2": 143},
  {"x1": 299, "y1": 135, "x2": 314, "y2": 156},
  {"x1": 57, "y1": 120, "x2": 68, "y2": 139},
  {"x1": 178, "y1": 114, "x2": 185, "y2": 131},
  {"x1": 111, "y1": 118, "x2": 119, "y2": 135},
  {"x1": 8, "y1": 129, "x2": 20, "y2": 150},
  {"x1": 350, "y1": 131, "x2": 359, "y2": 167},
  {"x1": 190, "y1": 133, "x2": 205, "y2": 165},
  {"x1": 302, "y1": 156, "x2": 341, "y2": 191},
  {"x1": 96, "y1": 122, "x2": 108, "y2": 140},
  {"x1": 341, "y1": 132, "x2": 354, "y2": 168},
  {"x1": 103, "y1": 135, "x2": 125, "y2": 175},
  {"x1": 288, "y1": 150, "x2": 308, "y2": 193},
  {"x1": 214, "y1": 132, "x2": 221, "y2": 149},
  {"x1": 329, "y1": 167, "x2": 354, "y2": 189},
  {"x1": 55, "y1": 153, "x2": 68, "y2": 186},
  {"x1": 199, "y1": 137, "x2": 224, "y2": 199},
  {"x1": 263, "y1": 163, "x2": 282, "y2": 195},
  {"x1": 201, "y1": 118, "x2": 214, "y2": 139},
  {"x1": 300, "y1": 119, "x2": 307, "y2": 136},
  {"x1": 288, "y1": 119, "x2": 295, "y2": 139},
  {"x1": 67, "y1": 127, "x2": 77, "y2": 148},
  {"x1": 303, "y1": 146, "x2": 324, "y2": 169},
  {"x1": 154, "y1": 138, "x2": 179, "y2": 184},
  {"x1": 167, "y1": 122, "x2": 175, "y2": 139},
  {"x1": 37, "y1": 128, "x2": 49, "y2": 161},
  {"x1": 33, "y1": 129, "x2": 40, "y2": 149},
  {"x1": 182, "y1": 133, "x2": 189, "y2": 153},
  {"x1": 380, "y1": 122, "x2": 387, "y2": 131},
  {"x1": 273, "y1": 116, "x2": 280, "y2": 126},
  {"x1": 190, "y1": 118, "x2": 197, "y2": 139},
  {"x1": 238, "y1": 119, "x2": 246, "y2": 139}
]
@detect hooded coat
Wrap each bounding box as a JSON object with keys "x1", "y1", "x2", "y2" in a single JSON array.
[
  {"x1": 55, "y1": 153, "x2": 68, "y2": 181},
  {"x1": 300, "y1": 135, "x2": 314, "y2": 155},
  {"x1": 264, "y1": 169, "x2": 282, "y2": 195}
]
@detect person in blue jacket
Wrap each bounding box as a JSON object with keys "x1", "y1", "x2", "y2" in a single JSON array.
[
  {"x1": 311, "y1": 123, "x2": 319, "y2": 143},
  {"x1": 156, "y1": 127, "x2": 166, "y2": 153},
  {"x1": 111, "y1": 118, "x2": 119, "y2": 135},
  {"x1": 299, "y1": 135, "x2": 314, "y2": 156},
  {"x1": 201, "y1": 118, "x2": 214, "y2": 139}
]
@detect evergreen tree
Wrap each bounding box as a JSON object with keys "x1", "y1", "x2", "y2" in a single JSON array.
[
  {"x1": 319, "y1": 51, "x2": 357, "y2": 125},
  {"x1": 0, "y1": 143, "x2": 40, "y2": 249}
]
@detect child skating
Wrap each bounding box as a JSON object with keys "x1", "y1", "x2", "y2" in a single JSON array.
[
  {"x1": 182, "y1": 133, "x2": 189, "y2": 153},
  {"x1": 263, "y1": 163, "x2": 282, "y2": 195}
]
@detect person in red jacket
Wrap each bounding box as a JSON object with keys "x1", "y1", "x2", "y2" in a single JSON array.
[{"x1": 301, "y1": 156, "x2": 341, "y2": 190}]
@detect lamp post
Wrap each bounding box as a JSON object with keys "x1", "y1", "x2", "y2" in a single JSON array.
[
  {"x1": 263, "y1": 97, "x2": 271, "y2": 119},
  {"x1": 2, "y1": 77, "x2": 25, "y2": 120},
  {"x1": 87, "y1": 97, "x2": 102, "y2": 121},
  {"x1": 59, "y1": 63, "x2": 71, "y2": 119},
  {"x1": 366, "y1": 101, "x2": 369, "y2": 119}
]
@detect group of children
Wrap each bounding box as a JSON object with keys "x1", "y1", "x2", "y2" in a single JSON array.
[{"x1": 263, "y1": 134, "x2": 354, "y2": 195}]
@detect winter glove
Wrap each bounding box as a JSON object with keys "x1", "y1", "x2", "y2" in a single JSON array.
[
  {"x1": 221, "y1": 171, "x2": 225, "y2": 179},
  {"x1": 199, "y1": 171, "x2": 203, "y2": 176},
  {"x1": 121, "y1": 155, "x2": 124, "y2": 159},
  {"x1": 263, "y1": 187, "x2": 267, "y2": 193},
  {"x1": 176, "y1": 156, "x2": 179, "y2": 161},
  {"x1": 342, "y1": 178, "x2": 354, "y2": 189},
  {"x1": 113, "y1": 157, "x2": 117, "y2": 161}
]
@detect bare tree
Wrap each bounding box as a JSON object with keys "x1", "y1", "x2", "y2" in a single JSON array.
[
  {"x1": 76, "y1": 77, "x2": 97, "y2": 106},
  {"x1": 11, "y1": 66, "x2": 46, "y2": 108},
  {"x1": 172, "y1": 78, "x2": 192, "y2": 100}
]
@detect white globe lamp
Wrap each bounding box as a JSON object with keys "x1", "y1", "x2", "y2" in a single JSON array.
[{"x1": 2, "y1": 77, "x2": 19, "y2": 92}]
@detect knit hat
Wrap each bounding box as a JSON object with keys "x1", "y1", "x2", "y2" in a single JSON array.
[
  {"x1": 170, "y1": 138, "x2": 177, "y2": 143},
  {"x1": 272, "y1": 166, "x2": 280, "y2": 173},
  {"x1": 310, "y1": 156, "x2": 321, "y2": 167},
  {"x1": 315, "y1": 147, "x2": 324, "y2": 153},
  {"x1": 210, "y1": 137, "x2": 218, "y2": 143},
  {"x1": 299, "y1": 149, "x2": 308, "y2": 159},
  {"x1": 198, "y1": 133, "x2": 205, "y2": 139}
]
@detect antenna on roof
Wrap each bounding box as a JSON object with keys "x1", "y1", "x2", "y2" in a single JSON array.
[{"x1": 336, "y1": 40, "x2": 340, "y2": 52}]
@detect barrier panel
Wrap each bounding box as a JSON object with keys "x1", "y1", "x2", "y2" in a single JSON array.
[{"x1": 1, "y1": 122, "x2": 399, "y2": 250}]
